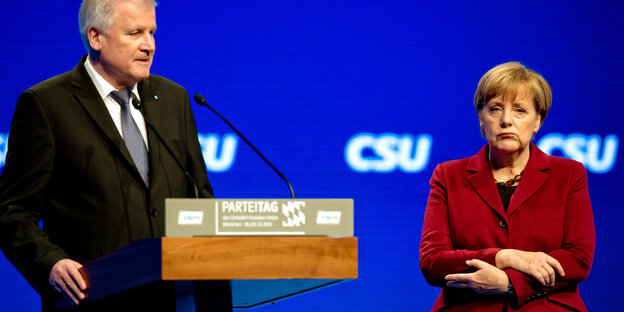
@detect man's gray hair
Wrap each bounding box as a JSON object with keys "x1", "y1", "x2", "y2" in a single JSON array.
[{"x1": 79, "y1": 0, "x2": 157, "y2": 55}]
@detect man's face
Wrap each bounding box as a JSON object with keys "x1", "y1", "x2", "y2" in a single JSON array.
[{"x1": 89, "y1": 0, "x2": 156, "y2": 89}]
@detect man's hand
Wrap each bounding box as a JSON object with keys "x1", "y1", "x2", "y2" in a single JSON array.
[
  {"x1": 496, "y1": 249, "x2": 565, "y2": 287},
  {"x1": 48, "y1": 259, "x2": 88, "y2": 305},
  {"x1": 445, "y1": 259, "x2": 509, "y2": 295}
]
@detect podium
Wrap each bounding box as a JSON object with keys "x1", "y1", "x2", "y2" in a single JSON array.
[
  {"x1": 58, "y1": 199, "x2": 357, "y2": 310},
  {"x1": 60, "y1": 236, "x2": 357, "y2": 310}
]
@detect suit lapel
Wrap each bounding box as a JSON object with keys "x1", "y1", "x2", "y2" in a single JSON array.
[
  {"x1": 507, "y1": 143, "x2": 550, "y2": 216},
  {"x1": 71, "y1": 56, "x2": 148, "y2": 189},
  {"x1": 466, "y1": 145, "x2": 508, "y2": 220},
  {"x1": 138, "y1": 78, "x2": 163, "y2": 190}
]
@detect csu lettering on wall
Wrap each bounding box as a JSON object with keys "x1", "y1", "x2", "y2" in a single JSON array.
[
  {"x1": 537, "y1": 133, "x2": 618, "y2": 174},
  {"x1": 344, "y1": 133, "x2": 433, "y2": 173},
  {"x1": 0, "y1": 133, "x2": 6, "y2": 169},
  {"x1": 343, "y1": 132, "x2": 618, "y2": 174},
  {"x1": 197, "y1": 133, "x2": 238, "y2": 173},
  {"x1": 0, "y1": 132, "x2": 239, "y2": 173},
  {"x1": 0, "y1": 132, "x2": 618, "y2": 174}
]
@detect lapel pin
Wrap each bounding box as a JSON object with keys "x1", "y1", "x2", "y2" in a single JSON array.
[{"x1": 154, "y1": 95, "x2": 159, "y2": 100}]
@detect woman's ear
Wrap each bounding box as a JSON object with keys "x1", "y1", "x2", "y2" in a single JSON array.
[{"x1": 533, "y1": 113, "x2": 542, "y2": 134}]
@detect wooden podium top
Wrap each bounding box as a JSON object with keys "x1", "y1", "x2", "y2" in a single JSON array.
[
  {"x1": 162, "y1": 236, "x2": 357, "y2": 280},
  {"x1": 75, "y1": 236, "x2": 357, "y2": 309}
]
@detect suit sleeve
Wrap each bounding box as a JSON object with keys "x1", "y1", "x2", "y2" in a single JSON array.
[
  {"x1": 420, "y1": 163, "x2": 501, "y2": 286},
  {"x1": 507, "y1": 161, "x2": 595, "y2": 307},
  {"x1": 182, "y1": 92, "x2": 214, "y2": 198},
  {"x1": 0, "y1": 90, "x2": 70, "y2": 293}
]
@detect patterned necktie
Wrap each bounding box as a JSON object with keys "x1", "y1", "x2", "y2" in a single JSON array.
[{"x1": 110, "y1": 90, "x2": 149, "y2": 187}]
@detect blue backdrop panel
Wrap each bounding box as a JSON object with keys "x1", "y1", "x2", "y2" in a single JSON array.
[{"x1": 0, "y1": 1, "x2": 621, "y2": 311}]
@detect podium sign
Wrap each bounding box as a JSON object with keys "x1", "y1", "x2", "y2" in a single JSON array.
[{"x1": 165, "y1": 199, "x2": 353, "y2": 237}]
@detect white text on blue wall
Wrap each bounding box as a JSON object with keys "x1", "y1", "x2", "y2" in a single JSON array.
[
  {"x1": 345, "y1": 133, "x2": 433, "y2": 173},
  {"x1": 344, "y1": 132, "x2": 618, "y2": 174},
  {"x1": 0, "y1": 133, "x2": 239, "y2": 173},
  {"x1": 537, "y1": 133, "x2": 618, "y2": 174},
  {"x1": 0, "y1": 132, "x2": 618, "y2": 174},
  {"x1": 197, "y1": 133, "x2": 238, "y2": 172}
]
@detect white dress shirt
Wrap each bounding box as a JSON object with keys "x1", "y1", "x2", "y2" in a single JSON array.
[{"x1": 83, "y1": 58, "x2": 149, "y2": 149}]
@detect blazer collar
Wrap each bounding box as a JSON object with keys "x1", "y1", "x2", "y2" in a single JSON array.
[
  {"x1": 466, "y1": 142, "x2": 551, "y2": 218},
  {"x1": 466, "y1": 144, "x2": 506, "y2": 218},
  {"x1": 70, "y1": 55, "x2": 156, "y2": 189},
  {"x1": 137, "y1": 78, "x2": 164, "y2": 190},
  {"x1": 507, "y1": 142, "x2": 551, "y2": 216}
]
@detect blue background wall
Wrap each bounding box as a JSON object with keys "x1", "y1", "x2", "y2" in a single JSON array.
[{"x1": 0, "y1": 1, "x2": 621, "y2": 310}]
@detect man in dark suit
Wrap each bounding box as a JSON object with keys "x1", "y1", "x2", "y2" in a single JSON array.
[{"x1": 0, "y1": 0, "x2": 214, "y2": 310}]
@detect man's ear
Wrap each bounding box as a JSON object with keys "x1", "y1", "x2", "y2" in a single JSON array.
[{"x1": 87, "y1": 27, "x2": 103, "y2": 51}]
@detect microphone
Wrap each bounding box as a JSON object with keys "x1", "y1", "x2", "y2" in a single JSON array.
[
  {"x1": 193, "y1": 94, "x2": 295, "y2": 199},
  {"x1": 132, "y1": 98, "x2": 200, "y2": 198}
]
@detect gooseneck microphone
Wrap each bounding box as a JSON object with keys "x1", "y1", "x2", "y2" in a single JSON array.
[
  {"x1": 193, "y1": 94, "x2": 295, "y2": 199},
  {"x1": 132, "y1": 98, "x2": 199, "y2": 198}
]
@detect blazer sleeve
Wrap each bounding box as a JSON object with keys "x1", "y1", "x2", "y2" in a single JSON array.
[
  {"x1": 420, "y1": 163, "x2": 502, "y2": 286},
  {"x1": 0, "y1": 90, "x2": 70, "y2": 293},
  {"x1": 507, "y1": 161, "x2": 595, "y2": 307}
]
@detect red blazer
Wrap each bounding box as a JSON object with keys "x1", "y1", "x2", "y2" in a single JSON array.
[{"x1": 420, "y1": 143, "x2": 595, "y2": 312}]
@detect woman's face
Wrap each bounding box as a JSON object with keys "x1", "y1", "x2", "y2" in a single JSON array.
[{"x1": 479, "y1": 86, "x2": 542, "y2": 156}]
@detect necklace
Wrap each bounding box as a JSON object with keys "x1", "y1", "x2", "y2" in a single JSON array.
[{"x1": 496, "y1": 172, "x2": 522, "y2": 187}]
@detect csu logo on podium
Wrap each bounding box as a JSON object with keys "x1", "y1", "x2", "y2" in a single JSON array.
[
  {"x1": 537, "y1": 133, "x2": 618, "y2": 174},
  {"x1": 344, "y1": 133, "x2": 432, "y2": 173},
  {"x1": 282, "y1": 201, "x2": 306, "y2": 227}
]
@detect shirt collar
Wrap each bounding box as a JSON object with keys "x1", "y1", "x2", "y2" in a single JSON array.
[{"x1": 84, "y1": 57, "x2": 141, "y2": 102}]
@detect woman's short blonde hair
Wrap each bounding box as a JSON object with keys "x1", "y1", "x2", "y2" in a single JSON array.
[{"x1": 474, "y1": 62, "x2": 552, "y2": 125}]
